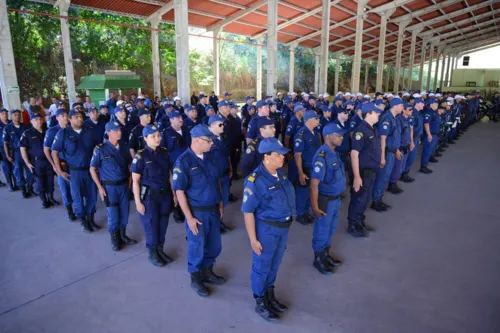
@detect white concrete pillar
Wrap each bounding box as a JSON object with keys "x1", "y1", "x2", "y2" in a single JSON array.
[
  {"x1": 384, "y1": 64, "x2": 390, "y2": 92},
  {"x1": 419, "y1": 39, "x2": 428, "y2": 90},
  {"x1": 288, "y1": 43, "x2": 297, "y2": 93},
  {"x1": 266, "y1": 0, "x2": 278, "y2": 96},
  {"x1": 151, "y1": 17, "x2": 161, "y2": 99},
  {"x1": 364, "y1": 61, "x2": 370, "y2": 92},
  {"x1": 318, "y1": 0, "x2": 330, "y2": 94},
  {"x1": 445, "y1": 54, "x2": 451, "y2": 87},
  {"x1": 450, "y1": 55, "x2": 456, "y2": 86},
  {"x1": 407, "y1": 29, "x2": 420, "y2": 90},
  {"x1": 393, "y1": 20, "x2": 410, "y2": 92},
  {"x1": 433, "y1": 47, "x2": 441, "y2": 91},
  {"x1": 334, "y1": 53, "x2": 340, "y2": 94},
  {"x1": 56, "y1": 0, "x2": 76, "y2": 106},
  {"x1": 402, "y1": 67, "x2": 406, "y2": 90},
  {"x1": 351, "y1": 0, "x2": 368, "y2": 93},
  {"x1": 314, "y1": 48, "x2": 320, "y2": 95},
  {"x1": 454, "y1": 56, "x2": 458, "y2": 69},
  {"x1": 375, "y1": 9, "x2": 394, "y2": 93},
  {"x1": 174, "y1": 0, "x2": 191, "y2": 103},
  {"x1": 426, "y1": 44, "x2": 435, "y2": 91},
  {"x1": 256, "y1": 36, "x2": 263, "y2": 100},
  {"x1": 439, "y1": 52, "x2": 446, "y2": 91},
  {"x1": 0, "y1": 0, "x2": 21, "y2": 110},
  {"x1": 213, "y1": 28, "x2": 221, "y2": 96}
]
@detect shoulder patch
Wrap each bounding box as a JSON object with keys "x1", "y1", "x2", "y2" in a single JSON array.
[
  {"x1": 382, "y1": 122, "x2": 390, "y2": 125},
  {"x1": 355, "y1": 132, "x2": 364, "y2": 141},
  {"x1": 247, "y1": 172, "x2": 257, "y2": 183},
  {"x1": 243, "y1": 187, "x2": 253, "y2": 195},
  {"x1": 173, "y1": 167, "x2": 182, "y2": 173},
  {"x1": 135, "y1": 153, "x2": 142, "y2": 160}
]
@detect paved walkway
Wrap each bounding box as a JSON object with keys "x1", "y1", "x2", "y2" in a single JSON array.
[{"x1": 1, "y1": 121, "x2": 500, "y2": 333}]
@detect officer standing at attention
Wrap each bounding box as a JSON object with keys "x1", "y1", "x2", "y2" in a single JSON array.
[
  {"x1": 129, "y1": 108, "x2": 151, "y2": 158},
  {"x1": 20, "y1": 113, "x2": 58, "y2": 208},
  {"x1": 241, "y1": 137, "x2": 295, "y2": 322},
  {"x1": 310, "y1": 122, "x2": 346, "y2": 275},
  {"x1": 162, "y1": 110, "x2": 190, "y2": 224},
  {"x1": 419, "y1": 98, "x2": 440, "y2": 174},
  {"x1": 284, "y1": 104, "x2": 305, "y2": 184},
  {"x1": 0, "y1": 108, "x2": 14, "y2": 190},
  {"x1": 347, "y1": 103, "x2": 381, "y2": 237},
  {"x1": 241, "y1": 117, "x2": 275, "y2": 178},
  {"x1": 388, "y1": 102, "x2": 413, "y2": 194},
  {"x1": 51, "y1": 108, "x2": 100, "y2": 233},
  {"x1": 268, "y1": 101, "x2": 282, "y2": 139},
  {"x1": 332, "y1": 108, "x2": 350, "y2": 166},
  {"x1": 196, "y1": 93, "x2": 208, "y2": 122},
  {"x1": 90, "y1": 121, "x2": 137, "y2": 251},
  {"x1": 401, "y1": 97, "x2": 424, "y2": 182},
  {"x1": 370, "y1": 98, "x2": 403, "y2": 213},
  {"x1": 44, "y1": 108, "x2": 76, "y2": 221},
  {"x1": 173, "y1": 124, "x2": 225, "y2": 297},
  {"x1": 3, "y1": 109, "x2": 34, "y2": 198},
  {"x1": 83, "y1": 106, "x2": 106, "y2": 144},
  {"x1": 131, "y1": 124, "x2": 175, "y2": 266},
  {"x1": 294, "y1": 110, "x2": 321, "y2": 225},
  {"x1": 246, "y1": 100, "x2": 270, "y2": 144},
  {"x1": 183, "y1": 106, "x2": 199, "y2": 131}
]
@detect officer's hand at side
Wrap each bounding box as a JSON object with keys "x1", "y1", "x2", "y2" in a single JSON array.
[
  {"x1": 98, "y1": 186, "x2": 106, "y2": 202},
  {"x1": 173, "y1": 194, "x2": 178, "y2": 207},
  {"x1": 7, "y1": 156, "x2": 14, "y2": 163},
  {"x1": 251, "y1": 240, "x2": 263, "y2": 256},
  {"x1": 60, "y1": 171, "x2": 70, "y2": 182},
  {"x1": 298, "y1": 172, "x2": 309, "y2": 186},
  {"x1": 409, "y1": 142, "x2": 415, "y2": 151},
  {"x1": 395, "y1": 150, "x2": 402, "y2": 160},
  {"x1": 136, "y1": 202, "x2": 146, "y2": 216},
  {"x1": 27, "y1": 163, "x2": 34, "y2": 173},
  {"x1": 187, "y1": 216, "x2": 202, "y2": 235},
  {"x1": 427, "y1": 134, "x2": 432, "y2": 142},
  {"x1": 353, "y1": 176, "x2": 363, "y2": 192},
  {"x1": 313, "y1": 207, "x2": 326, "y2": 218},
  {"x1": 380, "y1": 157, "x2": 386, "y2": 168},
  {"x1": 219, "y1": 203, "x2": 224, "y2": 220}
]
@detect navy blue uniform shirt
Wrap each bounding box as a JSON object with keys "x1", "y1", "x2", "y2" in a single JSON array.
[
  {"x1": 311, "y1": 144, "x2": 346, "y2": 196},
  {"x1": 351, "y1": 120, "x2": 381, "y2": 170},
  {"x1": 130, "y1": 146, "x2": 171, "y2": 190},
  {"x1": 90, "y1": 141, "x2": 131, "y2": 182}
]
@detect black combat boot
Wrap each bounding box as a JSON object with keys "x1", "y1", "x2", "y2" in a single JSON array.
[
  {"x1": 387, "y1": 182, "x2": 403, "y2": 194},
  {"x1": 190, "y1": 271, "x2": 209, "y2": 297},
  {"x1": 21, "y1": 184, "x2": 29, "y2": 198},
  {"x1": 0, "y1": 178, "x2": 5, "y2": 187},
  {"x1": 295, "y1": 215, "x2": 309, "y2": 225},
  {"x1": 419, "y1": 166, "x2": 433, "y2": 174},
  {"x1": 220, "y1": 221, "x2": 231, "y2": 234},
  {"x1": 120, "y1": 228, "x2": 138, "y2": 246},
  {"x1": 347, "y1": 219, "x2": 367, "y2": 238},
  {"x1": 173, "y1": 205, "x2": 184, "y2": 224},
  {"x1": 156, "y1": 243, "x2": 173, "y2": 264},
  {"x1": 110, "y1": 231, "x2": 121, "y2": 251},
  {"x1": 39, "y1": 193, "x2": 50, "y2": 209},
  {"x1": 27, "y1": 183, "x2": 36, "y2": 197},
  {"x1": 429, "y1": 157, "x2": 439, "y2": 163},
  {"x1": 434, "y1": 151, "x2": 443, "y2": 157},
  {"x1": 399, "y1": 172, "x2": 415, "y2": 183},
  {"x1": 80, "y1": 216, "x2": 93, "y2": 234},
  {"x1": 87, "y1": 213, "x2": 101, "y2": 231},
  {"x1": 360, "y1": 215, "x2": 375, "y2": 233},
  {"x1": 370, "y1": 200, "x2": 387, "y2": 212},
  {"x1": 47, "y1": 192, "x2": 60, "y2": 206},
  {"x1": 148, "y1": 247, "x2": 166, "y2": 267},
  {"x1": 313, "y1": 251, "x2": 334, "y2": 275},
  {"x1": 266, "y1": 287, "x2": 288, "y2": 313},
  {"x1": 6, "y1": 174, "x2": 16, "y2": 192},
  {"x1": 254, "y1": 295, "x2": 280, "y2": 322},
  {"x1": 66, "y1": 205, "x2": 77, "y2": 221},
  {"x1": 325, "y1": 246, "x2": 342, "y2": 267},
  {"x1": 202, "y1": 265, "x2": 226, "y2": 285}
]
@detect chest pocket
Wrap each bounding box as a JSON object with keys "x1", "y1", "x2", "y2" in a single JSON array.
[
  {"x1": 264, "y1": 184, "x2": 285, "y2": 206},
  {"x1": 65, "y1": 135, "x2": 79, "y2": 155},
  {"x1": 189, "y1": 166, "x2": 206, "y2": 185},
  {"x1": 324, "y1": 161, "x2": 341, "y2": 184},
  {"x1": 102, "y1": 154, "x2": 120, "y2": 170},
  {"x1": 30, "y1": 134, "x2": 44, "y2": 151},
  {"x1": 144, "y1": 158, "x2": 169, "y2": 181}
]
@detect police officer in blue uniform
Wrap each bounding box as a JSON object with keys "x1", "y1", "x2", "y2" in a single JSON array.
[
  {"x1": 371, "y1": 98, "x2": 403, "y2": 212},
  {"x1": 284, "y1": 104, "x2": 305, "y2": 183},
  {"x1": 388, "y1": 102, "x2": 413, "y2": 194},
  {"x1": 131, "y1": 124, "x2": 175, "y2": 266},
  {"x1": 402, "y1": 97, "x2": 424, "y2": 182},
  {"x1": 196, "y1": 93, "x2": 208, "y2": 122},
  {"x1": 183, "y1": 106, "x2": 199, "y2": 131},
  {"x1": 3, "y1": 109, "x2": 34, "y2": 198},
  {"x1": 246, "y1": 100, "x2": 270, "y2": 143},
  {"x1": 241, "y1": 137, "x2": 295, "y2": 322},
  {"x1": 420, "y1": 99, "x2": 440, "y2": 174},
  {"x1": 228, "y1": 103, "x2": 244, "y2": 177},
  {"x1": 129, "y1": 108, "x2": 151, "y2": 158},
  {"x1": 90, "y1": 121, "x2": 137, "y2": 251},
  {"x1": 241, "y1": 105, "x2": 256, "y2": 148},
  {"x1": 157, "y1": 104, "x2": 174, "y2": 132},
  {"x1": 202, "y1": 105, "x2": 215, "y2": 125},
  {"x1": 294, "y1": 110, "x2": 321, "y2": 225},
  {"x1": 83, "y1": 106, "x2": 106, "y2": 144},
  {"x1": 332, "y1": 108, "x2": 350, "y2": 165},
  {"x1": 0, "y1": 108, "x2": 13, "y2": 190},
  {"x1": 310, "y1": 122, "x2": 346, "y2": 275},
  {"x1": 347, "y1": 103, "x2": 381, "y2": 237},
  {"x1": 281, "y1": 97, "x2": 294, "y2": 137},
  {"x1": 268, "y1": 101, "x2": 281, "y2": 139},
  {"x1": 241, "y1": 117, "x2": 275, "y2": 178},
  {"x1": 173, "y1": 124, "x2": 226, "y2": 297},
  {"x1": 44, "y1": 108, "x2": 76, "y2": 221},
  {"x1": 51, "y1": 108, "x2": 100, "y2": 233},
  {"x1": 20, "y1": 113, "x2": 57, "y2": 208}
]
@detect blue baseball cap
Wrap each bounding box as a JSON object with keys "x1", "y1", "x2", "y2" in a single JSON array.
[
  {"x1": 142, "y1": 124, "x2": 159, "y2": 137},
  {"x1": 0, "y1": 108, "x2": 7, "y2": 113},
  {"x1": 334, "y1": 96, "x2": 342, "y2": 102},
  {"x1": 190, "y1": 124, "x2": 215, "y2": 139},
  {"x1": 309, "y1": 95, "x2": 317, "y2": 101},
  {"x1": 69, "y1": 109, "x2": 84, "y2": 117},
  {"x1": 374, "y1": 99, "x2": 386, "y2": 106},
  {"x1": 229, "y1": 103, "x2": 239, "y2": 109},
  {"x1": 161, "y1": 98, "x2": 168, "y2": 103},
  {"x1": 258, "y1": 137, "x2": 290, "y2": 155},
  {"x1": 255, "y1": 99, "x2": 267, "y2": 109},
  {"x1": 9, "y1": 109, "x2": 21, "y2": 115},
  {"x1": 199, "y1": 93, "x2": 206, "y2": 99},
  {"x1": 29, "y1": 112, "x2": 42, "y2": 120},
  {"x1": 361, "y1": 102, "x2": 381, "y2": 114},
  {"x1": 337, "y1": 107, "x2": 348, "y2": 114},
  {"x1": 404, "y1": 102, "x2": 413, "y2": 109},
  {"x1": 248, "y1": 105, "x2": 256, "y2": 112},
  {"x1": 165, "y1": 104, "x2": 174, "y2": 110},
  {"x1": 320, "y1": 105, "x2": 330, "y2": 112},
  {"x1": 415, "y1": 98, "x2": 424, "y2": 104},
  {"x1": 218, "y1": 100, "x2": 229, "y2": 108},
  {"x1": 303, "y1": 110, "x2": 320, "y2": 122},
  {"x1": 71, "y1": 102, "x2": 83, "y2": 108},
  {"x1": 169, "y1": 111, "x2": 182, "y2": 119},
  {"x1": 344, "y1": 101, "x2": 355, "y2": 107},
  {"x1": 267, "y1": 101, "x2": 276, "y2": 106},
  {"x1": 257, "y1": 116, "x2": 275, "y2": 128},
  {"x1": 105, "y1": 121, "x2": 121, "y2": 132},
  {"x1": 323, "y1": 122, "x2": 346, "y2": 137},
  {"x1": 185, "y1": 105, "x2": 195, "y2": 112},
  {"x1": 224, "y1": 92, "x2": 232, "y2": 97},
  {"x1": 56, "y1": 102, "x2": 62, "y2": 107},
  {"x1": 113, "y1": 106, "x2": 125, "y2": 115},
  {"x1": 99, "y1": 105, "x2": 107, "y2": 110},
  {"x1": 245, "y1": 95, "x2": 252, "y2": 101},
  {"x1": 284, "y1": 97, "x2": 292, "y2": 104},
  {"x1": 208, "y1": 114, "x2": 225, "y2": 125},
  {"x1": 427, "y1": 98, "x2": 438, "y2": 105},
  {"x1": 294, "y1": 104, "x2": 305, "y2": 113},
  {"x1": 205, "y1": 105, "x2": 214, "y2": 112},
  {"x1": 55, "y1": 109, "x2": 68, "y2": 116},
  {"x1": 390, "y1": 99, "x2": 404, "y2": 108},
  {"x1": 138, "y1": 108, "x2": 150, "y2": 116}
]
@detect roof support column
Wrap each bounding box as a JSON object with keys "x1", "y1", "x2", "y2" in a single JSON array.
[
  {"x1": 334, "y1": 53, "x2": 340, "y2": 94},
  {"x1": 426, "y1": 43, "x2": 435, "y2": 91},
  {"x1": 256, "y1": 36, "x2": 263, "y2": 100},
  {"x1": 384, "y1": 64, "x2": 391, "y2": 92},
  {"x1": 266, "y1": 0, "x2": 278, "y2": 96},
  {"x1": 407, "y1": 29, "x2": 420, "y2": 90},
  {"x1": 433, "y1": 46, "x2": 442, "y2": 91},
  {"x1": 213, "y1": 28, "x2": 221, "y2": 96},
  {"x1": 151, "y1": 17, "x2": 161, "y2": 99},
  {"x1": 439, "y1": 52, "x2": 446, "y2": 91},
  {"x1": 0, "y1": 0, "x2": 21, "y2": 110},
  {"x1": 419, "y1": 38, "x2": 429, "y2": 90},
  {"x1": 445, "y1": 54, "x2": 451, "y2": 87},
  {"x1": 393, "y1": 19, "x2": 410, "y2": 92},
  {"x1": 351, "y1": 0, "x2": 368, "y2": 93},
  {"x1": 364, "y1": 61, "x2": 370, "y2": 92},
  {"x1": 450, "y1": 55, "x2": 456, "y2": 86},
  {"x1": 318, "y1": 0, "x2": 330, "y2": 94},
  {"x1": 56, "y1": 0, "x2": 76, "y2": 106},
  {"x1": 314, "y1": 48, "x2": 320, "y2": 95},
  {"x1": 375, "y1": 9, "x2": 395, "y2": 93},
  {"x1": 288, "y1": 43, "x2": 297, "y2": 93},
  {"x1": 454, "y1": 55, "x2": 458, "y2": 69},
  {"x1": 174, "y1": 0, "x2": 190, "y2": 103},
  {"x1": 402, "y1": 67, "x2": 406, "y2": 90}
]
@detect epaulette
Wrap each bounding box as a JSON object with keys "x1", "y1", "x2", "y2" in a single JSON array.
[
  {"x1": 137, "y1": 149, "x2": 144, "y2": 153},
  {"x1": 96, "y1": 143, "x2": 103, "y2": 148},
  {"x1": 318, "y1": 150, "x2": 325, "y2": 157},
  {"x1": 251, "y1": 140, "x2": 257, "y2": 145},
  {"x1": 247, "y1": 172, "x2": 257, "y2": 183},
  {"x1": 161, "y1": 147, "x2": 168, "y2": 151}
]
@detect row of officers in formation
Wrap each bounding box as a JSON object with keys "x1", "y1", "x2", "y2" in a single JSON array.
[{"x1": 0, "y1": 88, "x2": 483, "y2": 323}]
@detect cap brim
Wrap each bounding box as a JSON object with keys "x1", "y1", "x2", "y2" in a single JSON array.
[{"x1": 272, "y1": 147, "x2": 290, "y2": 155}]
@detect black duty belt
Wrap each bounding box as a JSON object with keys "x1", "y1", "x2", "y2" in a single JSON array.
[
  {"x1": 431, "y1": 132, "x2": 439, "y2": 135},
  {"x1": 400, "y1": 145, "x2": 409, "y2": 154},
  {"x1": 386, "y1": 148, "x2": 397, "y2": 153},
  {"x1": 318, "y1": 193, "x2": 341, "y2": 212},
  {"x1": 191, "y1": 204, "x2": 218, "y2": 212},
  {"x1": 319, "y1": 193, "x2": 341, "y2": 200},
  {"x1": 338, "y1": 152, "x2": 349, "y2": 156},
  {"x1": 70, "y1": 166, "x2": 89, "y2": 171},
  {"x1": 34, "y1": 156, "x2": 47, "y2": 161},
  {"x1": 102, "y1": 178, "x2": 128, "y2": 186},
  {"x1": 261, "y1": 218, "x2": 292, "y2": 228},
  {"x1": 149, "y1": 188, "x2": 171, "y2": 196}
]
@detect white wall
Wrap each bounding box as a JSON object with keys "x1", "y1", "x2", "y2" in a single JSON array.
[{"x1": 457, "y1": 45, "x2": 500, "y2": 69}]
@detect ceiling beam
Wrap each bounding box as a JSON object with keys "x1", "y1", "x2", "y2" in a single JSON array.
[
  {"x1": 367, "y1": 0, "x2": 415, "y2": 14},
  {"x1": 392, "y1": 0, "x2": 462, "y2": 23},
  {"x1": 420, "y1": 11, "x2": 499, "y2": 37},
  {"x1": 443, "y1": 26, "x2": 500, "y2": 44},
  {"x1": 145, "y1": 1, "x2": 175, "y2": 23},
  {"x1": 207, "y1": 0, "x2": 267, "y2": 31}
]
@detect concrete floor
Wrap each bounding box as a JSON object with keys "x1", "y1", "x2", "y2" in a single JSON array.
[{"x1": 1, "y1": 121, "x2": 500, "y2": 333}]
